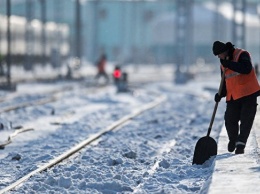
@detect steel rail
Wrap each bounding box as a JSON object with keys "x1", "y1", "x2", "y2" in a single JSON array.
[
  {"x1": 0, "y1": 94, "x2": 166, "y2": 194},
  {"x1": 0, "y1": 86, "x2": 73, "y2": 113},
  {"x1": 0, "y1": 85, "x2": 73, "y2": 103},
  {"x1": 0, "y1": 83, "x2": 108, "y2": 113}
]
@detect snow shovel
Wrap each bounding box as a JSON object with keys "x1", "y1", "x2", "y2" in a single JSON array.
[{"x1": 192, "y1": 68, "x2": 226, "y2": 165}]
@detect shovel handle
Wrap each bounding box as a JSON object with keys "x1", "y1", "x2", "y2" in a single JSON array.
[{"x1": 207, "y1": 68, "x2": 226, "y2": 137}]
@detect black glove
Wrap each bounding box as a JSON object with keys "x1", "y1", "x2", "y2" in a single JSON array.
[
  {"x1": 220, "y1": 59, "x2": 230, "y2": 68},
  {"x1": 214, "y1": 93, "x2": 221, "y2": 102}
]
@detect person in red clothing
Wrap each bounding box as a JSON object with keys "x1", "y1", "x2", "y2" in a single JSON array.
[
  {"x1": 95, "y1": 54, "x2": 109, "y2": 83},
  {"x1": 213, "y1": 41, "x2": 260, "y2": 154}
]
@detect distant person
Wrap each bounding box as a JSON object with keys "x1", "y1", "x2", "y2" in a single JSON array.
[
  {"x1": 212, "y1": 41, "x2": 260, "y2": 154},
  {"x1": 113, "y1": 65, "x2": 129, "y2": 93},
  {"x1": 113, "y1": 65, "x2": 122, "y2": 84},
  {"x1": 95, "y1": 54, "x2": 109, "y2": 83}
]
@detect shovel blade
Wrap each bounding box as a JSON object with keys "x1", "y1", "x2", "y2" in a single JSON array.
[{"x1": 192, "y1": 136, "x2": 217, "y2": 165}]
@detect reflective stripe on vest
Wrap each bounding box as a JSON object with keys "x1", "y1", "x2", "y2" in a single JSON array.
[
  {"x1": 233, "y1": 49, "x2": 242, "y2": 62},
  {"x1": 225, "y1": 72, "x2": 240, "y2": 79},
  {"x1": 224, "y1": 49, "x2": 243, "y2": 79}
]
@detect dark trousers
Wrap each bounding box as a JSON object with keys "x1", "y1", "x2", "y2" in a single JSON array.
[
  {"x1": 224, "y1": 96, "x2": 258, "y2": 145},
  {"x1": 95, "y1": 72, "x2": 109, "y2": 82}
]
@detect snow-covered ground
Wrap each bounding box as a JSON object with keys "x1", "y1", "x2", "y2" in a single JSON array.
[{"x1": 0, "y1": 64, "x2": 238, "y2": 193}]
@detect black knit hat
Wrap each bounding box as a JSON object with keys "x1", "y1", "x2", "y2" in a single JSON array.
[{"x1": 212, "y1": 41, "x2": 228, "y2": 55}]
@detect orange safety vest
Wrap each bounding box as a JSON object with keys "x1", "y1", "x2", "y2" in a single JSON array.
[{"x1": 221, "y1": 48, "x2": 260, "y2": 101}]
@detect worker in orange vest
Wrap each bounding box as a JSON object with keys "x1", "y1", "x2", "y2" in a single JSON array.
[
  {"x1": 95, "y1": 54, "x2": 109, "y2": 83},
  {"x1": 213, "y1": 41, "x2": 260, "y2": 154}
]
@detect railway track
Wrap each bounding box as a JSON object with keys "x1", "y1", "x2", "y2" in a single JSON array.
[
  {"x1": 0, "y1": 82, "x2": 115, "y2": 149},
  {"x1": 0, "y1": 94, "x2": 166, "y2": 193},
  {"x1": 0, "y1": 70, "x2": 169, "y2": 150},
  {"x1": 19, "y1": 90, "x2": 225, "y2": 193},
  {"x1": 0, "y1": 65, "x2": 173, "y2": 115},
  {"x1": 0, "y1": 70, "x2": 225, "y2": 193},
  {"x1": 0, "y1": 90, "x2": 224, "y2": 193},
  {"x1": 0, "y1": 81, "x2": 156, "y2": 115},
  {"x1": 0, "y1": 80, "x2": 110, "y2": 114}
]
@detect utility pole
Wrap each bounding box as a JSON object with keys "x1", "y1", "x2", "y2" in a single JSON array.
[
  {"x1": 75, "y1": 0, "x2": 82, "y2": 64},
  {"x1": 175, "y1": 0, "x2": 194, "y2": 71},
  {"x1": 6, "y1": 0, "x2": 11, "y2": 85},
  {"x1": 54, "y1": 0, "x2": 64, "y2": 68},
  {"x1": 25, "y1": 0, "x2": 33, "y2": 71},
  {"x1": 232, "y1": 0, "x2": 246, "y2": 49},
  {"x1": 174, "y1": 0, "x2": 194, "y2": 83},
  {"x1": 92, "y1": 0, "x2": 100, "y2": 62},
  {"x1": 0, "y1": 0, "x2": 16, "y2": 90},
  {"x1": 40, "y1": 0, "x2": 46, "y2": 67}
]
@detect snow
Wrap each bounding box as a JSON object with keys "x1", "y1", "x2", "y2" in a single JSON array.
[
  {"x1": 0, "y1": 64, "x2": 259, "y2": 193},
  {"x1": 205, "y1": 124, "x2": 260, "y2": 194}
]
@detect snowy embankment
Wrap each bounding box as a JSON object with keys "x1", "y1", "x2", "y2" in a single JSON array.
[{"x1": 0, "y1": 65, "x2": 226, "y2": 193}]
